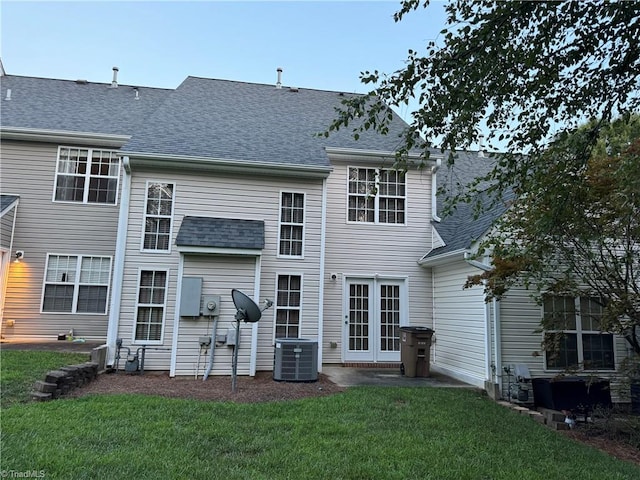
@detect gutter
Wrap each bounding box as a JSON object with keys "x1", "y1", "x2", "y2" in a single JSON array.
[
  {"x1": 418, "y1": 248, "x2": 467, "y2": 266},
  {"x1": 124, "y1": 151, "x2": 333, "y2": 179},
  {"x1": 0, "y1": 127, "x2": 130, "y2": 148}
]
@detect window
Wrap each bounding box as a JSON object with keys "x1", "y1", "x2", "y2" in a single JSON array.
[
  {"x1": 134, "y1": 270, "x2": 168, "y2": 343},
  {"x1": 42, "y1": 255, "x2": 111, "y2": 313},
  {"x1": 275, "y1": 275, "x2": 301, "y2": 338},
  {"x1": 278, "y1": 192, "x2": 305, "y2": 257},
  {"x1": 54, "y1": 147, "x2": 120, "y2": 204},
  {"x1": 142, "y1": 182, "x2": 174, "y2": 252},
  {"x1": 348, "y1": 167, "x2": 405, "y2": 224},
  {"x1": 543, "y1": 296, "x2": 614, "y2": 370}
]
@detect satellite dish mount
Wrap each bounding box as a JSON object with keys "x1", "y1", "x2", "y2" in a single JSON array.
[{"x1": 230, "y1": 289, "x2": 273, "y2": 392}]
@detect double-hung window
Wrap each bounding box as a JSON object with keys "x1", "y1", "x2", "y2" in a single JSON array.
[
  {"x1": 348, "y1": 167, "x2": 405, "y2": 224},
  {"x1": 54, "y1": 147, "x2": 120, "y2": 204},
  {"x1": 543, "y1": 296, "x2": 615, "y2": 370},
  {"x1": 134, "y1": 270, "x2": 168, "y2": 343},
  {"x1": 274, "y1": 274, "x2": 302, "y2": 338},
  {"x1": 142, "y1": 182, "x2": 174, "y2": 252},
  {"x1": 278, "y1": 192, "x2": 305, "y2": 257},
  {"x1": 42, "y1": 255, "x2": 111, "y2": 313}
]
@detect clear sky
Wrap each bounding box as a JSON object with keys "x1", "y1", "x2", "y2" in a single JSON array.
[{"x1": 1, "y1": 1, "x2": 448, "y2": 121}]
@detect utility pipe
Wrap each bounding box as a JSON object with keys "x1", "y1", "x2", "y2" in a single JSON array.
[{"x1": 202, "y1": 315, "x2": 219, "y2": 381}]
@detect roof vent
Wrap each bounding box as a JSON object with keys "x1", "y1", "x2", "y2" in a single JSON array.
[
  {"x1": 110, "y1": 66, "x2": 119, "y2": 88},
  {"x1": 289, "y1": 87, "x2": 299, "y2": 93},
  {"x1": 276, "y1": 67, "x2": 283, "y2": 89},
  {"x1": 75, "y1": 79, "x2": 88, "y2": 84},
  {"x1": 134, "y1": 87, "x2": 140, "y2": 100},
  {"x1": 5, "y1": 88, "x2": 11, "y2": 101}
]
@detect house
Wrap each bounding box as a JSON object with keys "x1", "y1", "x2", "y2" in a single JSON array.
[
  {"x1": 420, "y1": 153, "x2": 632, "y2": 401},
  {"x1": 2, "y1": 66, "x2": 630, "y2": 397},
  {"x1": 0, "y1": 67, "x2": 439, "y2": 378}
]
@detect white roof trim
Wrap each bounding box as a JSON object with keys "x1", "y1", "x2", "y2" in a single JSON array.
[
  {"x1": 418, "y1": 248, "x2": 467, "y2": 267},
  {"x1": 125, "y1": 151, "x2": 332, "y2": 178},
  {"x1": 0, "y1": 127, "x2": 130, "y2": 148},
  {"x1": 176, "y1": 246, "x2": 262, "y2": 256}
]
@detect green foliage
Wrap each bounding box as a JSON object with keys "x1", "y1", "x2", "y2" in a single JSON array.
[
  {"x1": 0, "y1": 350, "x2": 89, "y2": 408},
  {"x1": 325, "y1": 1, "x2": 640, "y2": 356},
  {"x1": 326, "y1": 1, "x2": 639, "y2": 200},
  {"x1": 2, "y1": 388, "x2": 639, "y2": 479},
  {"x1": 473, "y1": 116, "x2": 640, "y2": 355}
]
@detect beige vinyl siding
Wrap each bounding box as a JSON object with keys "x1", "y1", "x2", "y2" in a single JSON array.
[
  {"x1": 118, "y1": 169, "x2": 324, "y2": 374},
  {"x1": 175, "y1": 255, "x2": 257, "y2": 376},
  {"x1": 432, "y1": 261, "x2": 487, "y2": 387},
  {"x1": 0, "y1": 141, "x2": 119, "y2": 340},
  {"x1": 498, "y1": 286, "x2": 630, "y2": 400},
  {"x1": 323, "y1": 159, "x2": 433, "y2": 363}
]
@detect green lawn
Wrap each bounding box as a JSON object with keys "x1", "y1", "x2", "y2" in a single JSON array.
[
  {"x1": 0, "y1": 350, "x2": 89, "y2": 408},
  {"x1": 2, "y1": 351, "x2": 639, "y2": 479}
]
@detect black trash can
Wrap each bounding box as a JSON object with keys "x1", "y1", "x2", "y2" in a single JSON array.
[{"x1": 400, "y1": 326, "x2": 434, "y2": 378}]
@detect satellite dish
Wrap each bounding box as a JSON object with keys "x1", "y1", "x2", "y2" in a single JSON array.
[{"x1": 231, "y1": 289, "x2": 262, "y2": 323}]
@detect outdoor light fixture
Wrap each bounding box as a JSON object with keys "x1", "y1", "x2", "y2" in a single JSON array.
[{"x1": 14, "y1": 250, "x2": 24, "y2": 263}]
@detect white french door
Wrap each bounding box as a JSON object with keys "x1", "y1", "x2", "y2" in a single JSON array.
[{"x1": 344, "y1": 277, "x2": 405, "y2": 362}]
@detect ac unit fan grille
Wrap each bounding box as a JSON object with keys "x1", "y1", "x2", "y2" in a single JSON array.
[{"x1": 273, "y1": 338, "x2": 318, "y2": 382}]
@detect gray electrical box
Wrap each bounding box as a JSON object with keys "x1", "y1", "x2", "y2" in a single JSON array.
[
  {"x1": 180, "y1": 277, "x2": 203, "y2": 317},
  {"x1": 201, "y1": 295, "x2": 221, "y2": 316},
  {"x1": 226, "y1": 327, "x2": 238, "y2": 346}
]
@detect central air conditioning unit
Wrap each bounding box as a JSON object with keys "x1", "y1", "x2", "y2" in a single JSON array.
[{"x1": 273, "y1": 338, "x2": 318, "y2": 382}]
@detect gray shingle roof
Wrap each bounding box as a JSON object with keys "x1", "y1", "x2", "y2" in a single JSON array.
[
  {"x1": 123, "y1": 76, "x2": 411, "y2": 167},
  {"x1": 176, "y1": 216, "x2": 265, "y2": 249},
  {"x1": 0, "y1": 194, "x2": 19, "y2": 215},
  {"x1": 2, "y1": 74, "x2": 412, "y2": 168},
  {"x1": 0, "y1": 75, "x2": 171, "y2": 136},
  {"x1": 425, "y1": 152, "x2": 513, "y2": 259}
]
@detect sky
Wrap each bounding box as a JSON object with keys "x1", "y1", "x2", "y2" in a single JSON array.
[{"x1": 1, "y1": 1, "x2": 448, "y2": 121}]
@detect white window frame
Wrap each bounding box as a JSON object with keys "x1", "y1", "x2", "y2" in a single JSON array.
[
  {"x1": 133, "y1": 268, "x2": 169, "y2": 345},
  {"x1": 141, "y1": 181, "x2": 175, "y2": 253},
  {"x1": 346, "y1": 166, "x2": 406, "y2": 225},
  {"x1": 41, "y1": 253, "x2": 112, "y2": 314},
  {"x1": 543, "y1": 295, "x2": 616, "y2": 371},
  {"x1": 272, "y1": 273, "x2": 303, "y2": 341},
  {"x1": 52, "y1": 146, "x2": 120, "y2": 205},
  {"x1": 277, "y1": 191, "x2": 306, "y2": 259}
]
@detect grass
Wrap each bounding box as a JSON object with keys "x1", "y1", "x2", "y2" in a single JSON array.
[
  {"x1": 0, "y1": 349, "x2": 89, "y2": 408},
  {"x1": 2, "y1": 351, "x2": 639, "y2": 479}
]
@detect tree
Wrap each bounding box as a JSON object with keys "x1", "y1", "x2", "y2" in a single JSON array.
[
  {"x1": 325, "y1": 1, "x2": 640, "y2": 359},
  {"x1": 325, "y1": 1, "x2": 640, "y2": 200},
  {"x1": 466, "y1": 116, "x2": 640, "y2": 358}
]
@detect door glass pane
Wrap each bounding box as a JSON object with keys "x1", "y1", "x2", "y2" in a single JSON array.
[
  {"x1": 349, "y1": 284, "x2": 369, "y2": 351},
  {"x1": 380, "y1": 284, "x2": 400, "y2": 351}
]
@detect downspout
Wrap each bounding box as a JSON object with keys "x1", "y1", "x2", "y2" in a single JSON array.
[
  {"x1": 431, "y1": 158, "x2": 442, "y2": 222},
  {"x1": 463, "y1": 252, "x2": 493, "y2": 384},
  {"x1": 249, "y1": 254, "x2": 262, "y2": 376},
  {"x1": 106, "y1": 156, "x2": 131, "y2": 366},
  {"x1": 317, "y1": 178, "x2": 328, "y2": 371},
  {"x1": 493, "y1": 297, "x2": 502, "y2": 388}
]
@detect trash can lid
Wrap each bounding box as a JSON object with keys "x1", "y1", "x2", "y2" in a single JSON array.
[{"x1": 399, "y1": 326, "x2": 434, "y2": 333}]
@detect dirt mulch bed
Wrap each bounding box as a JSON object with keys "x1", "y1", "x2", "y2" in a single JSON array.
[
  {"x1": 68, "y1": 370, "x2": 345, "y2": 403},
  {"x1": 562, "y1": 428, "x2": 640, "y2": 467}
]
